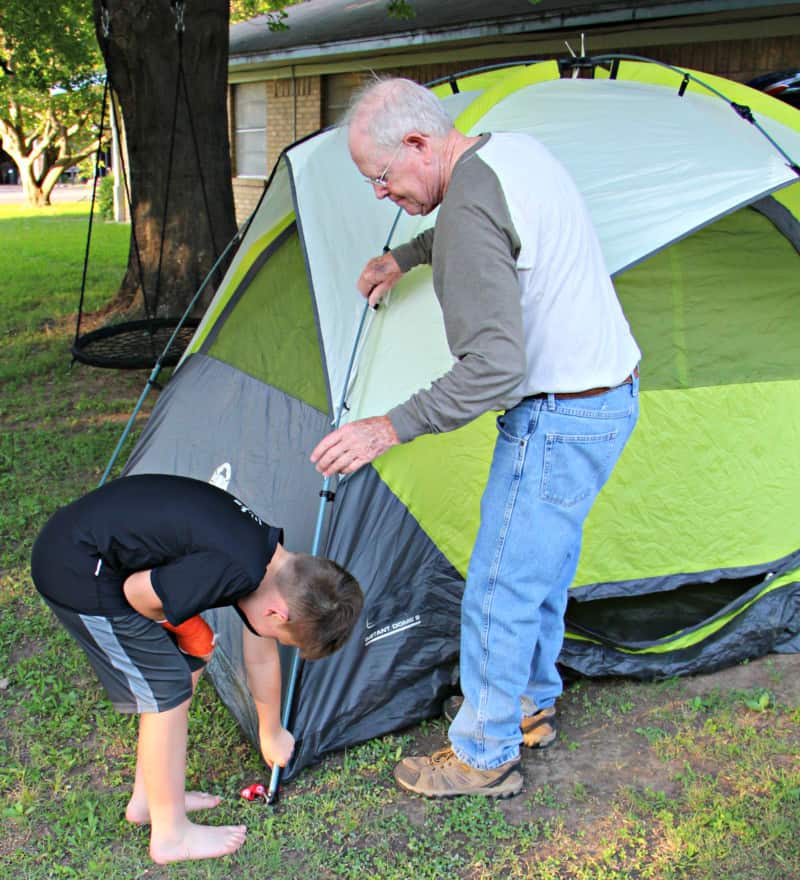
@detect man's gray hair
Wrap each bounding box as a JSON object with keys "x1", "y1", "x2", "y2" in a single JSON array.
[{"x1": 344, "y1": 76, "x2": 453, "y2": 149}]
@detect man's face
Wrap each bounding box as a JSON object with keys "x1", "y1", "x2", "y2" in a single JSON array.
[{"x1": 349, "y1": 127, "x2": 441, "y2": 216}]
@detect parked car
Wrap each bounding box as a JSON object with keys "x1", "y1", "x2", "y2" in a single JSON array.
[{"x1": 747, "y1": 69, "x2": 800, "y2": 109}]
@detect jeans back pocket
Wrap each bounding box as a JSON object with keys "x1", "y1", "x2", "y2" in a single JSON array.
[{"x1": 540, "y1": 430, "x2": 620, "y2": 508}]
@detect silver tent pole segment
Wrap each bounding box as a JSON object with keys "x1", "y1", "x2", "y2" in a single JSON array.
[
  {"x1": 332, "y1": 208, "x2": 400, "y2": 411},
  {"x1": 266, "y1": 297, "x2": 373, "y2": 804}
]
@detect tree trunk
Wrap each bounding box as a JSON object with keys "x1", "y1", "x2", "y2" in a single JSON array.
[
  {"x1": 40, "y1": 162, "x2": 68, "y2": 205},
  {"x1": 93, "y1": 0, "x2": 237, "y2": 318},
  {"x1": 0, "y1": 125, "x2": 53, "y2": 207},
  {"x1": 18, "y1": 157, "x2": 51, "y2": 207}
]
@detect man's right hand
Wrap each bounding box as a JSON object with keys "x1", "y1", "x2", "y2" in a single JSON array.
[{"x1": 357, "y1": 252, "x2": 403, "y2": 307}]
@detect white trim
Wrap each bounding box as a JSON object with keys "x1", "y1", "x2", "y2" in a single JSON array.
[{"x1": 80, "y1": 614, "x2": 159, "y2": 713}]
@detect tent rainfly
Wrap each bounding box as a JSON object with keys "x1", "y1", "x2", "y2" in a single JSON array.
[{"x1": 123, "y1": 58, "x2": 800, "y2": 779}]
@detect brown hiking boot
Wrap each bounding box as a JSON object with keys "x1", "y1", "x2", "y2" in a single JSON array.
[
  {"x1": 442, "y1": 696, "x2": 558, "y2": 749},
  {"x1": 393, "y1": 748, "x2": 522, "y2": 799},
  {"x1": 520, "y1": 705, "x2": 557, "y2": 748}
]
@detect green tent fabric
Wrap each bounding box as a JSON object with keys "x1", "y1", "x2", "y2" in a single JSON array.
[{"x1": 123, "y1": 57, "x2": 800, "y2": 777}]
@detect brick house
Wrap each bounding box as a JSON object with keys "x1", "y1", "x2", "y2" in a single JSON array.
[{"x1": 228, "y1": 0, "x2": 800, "y2": 224}]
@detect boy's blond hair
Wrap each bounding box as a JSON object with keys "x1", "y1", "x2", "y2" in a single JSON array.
[{"x1": 277, "y1": 555, "x2": 363, "y2": 660}]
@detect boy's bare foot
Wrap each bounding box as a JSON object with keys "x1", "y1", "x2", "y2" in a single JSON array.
[
  {"x1": 125, "y1": 791, "x2": 222, "y2": 824},
  {"x1": 149, "y1": 820, "x2": 247, "y2": 864}
]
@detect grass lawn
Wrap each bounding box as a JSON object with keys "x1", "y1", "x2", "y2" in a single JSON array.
[{"x1": 1, "y1": 202, "x2": 799, "y2": 879}]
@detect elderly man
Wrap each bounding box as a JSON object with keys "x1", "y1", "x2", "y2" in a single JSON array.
[{"x1": 311, "y1": 77, "x2": 641, "y2": 798}]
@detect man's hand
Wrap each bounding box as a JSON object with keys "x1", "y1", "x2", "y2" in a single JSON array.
[
  {"x1": 357, "y1": 252, "x2": 403, "y2": 307},
  {"x1": 310, "y1": 416, "x2": 400, "y2": 477},
  {"x1": 259, "y1": 725, "x2": 295, "y2": 768}
]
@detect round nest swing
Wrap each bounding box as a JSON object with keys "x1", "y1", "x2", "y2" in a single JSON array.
[{"x1": 71, "y1": 316, "x2": 201, "y2": 370}]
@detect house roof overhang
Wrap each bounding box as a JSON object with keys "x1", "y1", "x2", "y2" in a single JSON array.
[{"x1": 229, "y1": 0, "x2": 800, "y2": 78}]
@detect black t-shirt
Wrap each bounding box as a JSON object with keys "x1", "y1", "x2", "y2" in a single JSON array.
[{"x1": 31, "y1": 474, "x2": 283, "y2": 621}]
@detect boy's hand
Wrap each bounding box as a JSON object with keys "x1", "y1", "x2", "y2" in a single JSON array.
[
  {"x1": 259, "y1": 726, "x2": 295, "y2": 768},
  {"x1": 160, "y1": 615, "x2": 216, "y2": 663}
]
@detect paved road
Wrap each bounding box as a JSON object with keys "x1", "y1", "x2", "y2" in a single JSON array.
[{"x1": 0, "y1": 183, "x2": 92, "y2": 204}]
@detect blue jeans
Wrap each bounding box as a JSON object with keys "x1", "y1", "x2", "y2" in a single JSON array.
[{"x1": 449, "y1": 376, "x2": 639, "y2": 769}]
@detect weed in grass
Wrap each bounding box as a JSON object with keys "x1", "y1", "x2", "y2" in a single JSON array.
[
  {"x1": 740, "y1": 687, "x2": 773, "y2": 712},
  {"x1": 764, "y1": 657, "x2": 783, "y2": 686},
  {"x1": 568, "y1": 681, "x2": 643, "y2": 731},
  {"x1": 3, "y1": 778, "x2": 37, "y2": 819},
  {"x1": 635, "y1": 725, "x2": 669, "y2": 745},
  {"x1": 572, "y1": 781, "x2": 589, "y2": 801},
  {"x1": 687, "y1": 689, "x2": 725, "y2": 713},
  {"x1": 528, "y1": 782, "x2": 561, "y2": 810},
  {"x1": 341, "y1": 731, "x2": 413, "y2": 776}
]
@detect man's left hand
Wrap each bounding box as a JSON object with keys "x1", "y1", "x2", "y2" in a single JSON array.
[{"x1": 310, "y1": 416, "x2": 400, "y2": 477}]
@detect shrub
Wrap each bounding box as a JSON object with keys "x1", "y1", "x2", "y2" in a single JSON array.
[{"x1": 97, "y1": 173, "x2": 115, "y2": 220}]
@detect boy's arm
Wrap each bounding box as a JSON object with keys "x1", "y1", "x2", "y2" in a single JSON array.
[
  {"x1": 242, "y1": 626, "x2": 295, "y2": 768},
  {"x1": 123, "y1": 569, "x2": 163, "y2": 618}
]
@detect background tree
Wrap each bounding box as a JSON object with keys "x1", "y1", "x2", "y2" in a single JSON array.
[
  {"x1": 230, "y1": 0, "x2": 295, "y2": 25},
  {"x1": 90, "y1": 0, "x2": 409, "y2": 320},
  {"x1": 91, "y1": 0, "x2": 237, "y2": 318},
  {"x1": 0, "y1": 0, "x2": 104, "y2": 207}
]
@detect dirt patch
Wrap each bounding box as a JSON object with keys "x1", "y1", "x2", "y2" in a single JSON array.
[
  {"x1": 394, "y1": 653, "x2": 800, "y2": 831},
  {"x1": 674, "y1": 653, "x2": 800, "y2": 705},
  {"x1": 0, "y1": 354, "x2": 157, "y2": 434}
]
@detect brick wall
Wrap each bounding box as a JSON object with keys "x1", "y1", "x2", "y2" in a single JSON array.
[
  {"x1": 629, "y1": 34, "x2": 800, "y2": 83},
  {"x1": 232, "y1": 177, "x2": 265, "y2": 227},
  {"x1": 266, "y1": 75, "x2": 322, "y2": 168},
  {"x1": 232, "y1": 75, "x2": 321, "y2": 223}
]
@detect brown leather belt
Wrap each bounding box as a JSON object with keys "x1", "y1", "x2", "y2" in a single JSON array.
[{"x1": 528, "y1": 366, "x2": 639, "y2": 401}]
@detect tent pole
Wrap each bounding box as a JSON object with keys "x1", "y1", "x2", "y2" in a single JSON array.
[
  {"x1": 267, "y1": 209, "x2": 403, "y2": 803},
  {"x1": 96, "y1": 224, "x2": 245, "y2": 487},
  {"x1": 266, "y1": 297, "x2": 375, "y2": 804},
  {"x1": 590, "y1": 53, "x2": 800, "y2": 172}
]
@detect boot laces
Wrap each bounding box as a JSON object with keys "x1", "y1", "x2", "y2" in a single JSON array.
[{"x1": 430, "y1": 747, "x2": 458, "y2": 765}]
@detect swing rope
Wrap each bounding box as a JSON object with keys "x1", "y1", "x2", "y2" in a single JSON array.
[
  {"x1": 72, "y1": 0, "x2": 220, "y2": 369},
  {"x1": 176, "y1": 2, "x2": 221, "y2": 260},
  {"x1": 97, "y1": 218, "x2": 250, "y2": 487},
  {"x1": 72, "y1": 4, "x2": 111, "y2": 350}
]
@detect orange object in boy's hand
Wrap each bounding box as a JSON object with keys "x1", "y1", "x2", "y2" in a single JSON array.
[{"x1": 160, "y1": 615, "x2": 216, "y2": 661}]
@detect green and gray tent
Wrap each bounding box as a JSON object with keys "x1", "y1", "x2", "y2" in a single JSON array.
[{"x1": 124, "y1": 59, "x2": 800, "y2": 777}]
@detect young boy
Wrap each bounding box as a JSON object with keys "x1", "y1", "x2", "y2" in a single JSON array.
[{"x1": 30, "y1": 473, "x2": 363, "y2": 864}]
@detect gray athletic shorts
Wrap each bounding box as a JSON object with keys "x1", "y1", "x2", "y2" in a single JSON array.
[{"x1": 44, "y1": 599, "x2": 206, "y2": 714}]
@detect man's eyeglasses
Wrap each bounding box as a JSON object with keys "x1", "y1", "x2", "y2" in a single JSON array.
[{"x1": 363, "y1": 143, "x2": 404, "y2": 188}]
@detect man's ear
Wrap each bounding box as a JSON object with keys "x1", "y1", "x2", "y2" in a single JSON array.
[{"x1": 403, "y1": 132, "x2": 429, "y2": 155}]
